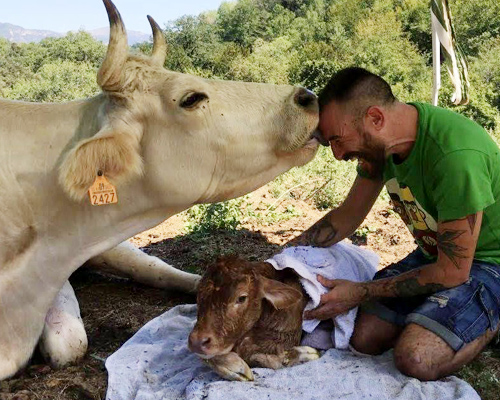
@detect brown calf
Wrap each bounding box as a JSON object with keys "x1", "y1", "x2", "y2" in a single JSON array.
[{"x1": 188, "y1": 256, "x2": 319, "y2": 381}]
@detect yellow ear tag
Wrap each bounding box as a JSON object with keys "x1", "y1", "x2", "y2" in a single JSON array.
[{"x1": 88, "y1": 171, "x2": 118, "y2": 206}]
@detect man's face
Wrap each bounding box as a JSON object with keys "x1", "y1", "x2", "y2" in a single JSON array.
[{"x1": 318, "y1": 101, "x2": 386, "y2": 167}]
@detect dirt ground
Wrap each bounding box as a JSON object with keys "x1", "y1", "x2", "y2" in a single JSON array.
[{"x1": 1, "y1": 188, "x2": 498, "y2": 399}]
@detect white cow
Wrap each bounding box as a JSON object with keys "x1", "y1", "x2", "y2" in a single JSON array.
[{"x1": 0, "y1": 0, "x2": 319, "y2": 379}]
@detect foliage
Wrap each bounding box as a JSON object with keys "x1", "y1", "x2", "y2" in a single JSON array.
[
  {"x1": 0, "y1": 31, "x2": 104, "y2": 100},
  {"x1": 2, "y1": 0, "x2": 500, "y2": 243},
  {"x1": 4, "y1": 60, "x2": 99, "y2": 102},
  {"x1": 271, "y1": 146, "x2": 357, "y2": 209},
  {"x1": 230, "y1": 36, "x2": 296, "y2": 84},
  {"x1": 39, "y1": 31, "x2": 106, "y2": 67},
  {"x1": 185, "y1": 198, "x2": 245, "y2": 235},
  {"x1": 450, "y1": 0, "x2": 500, "y2": 57}
]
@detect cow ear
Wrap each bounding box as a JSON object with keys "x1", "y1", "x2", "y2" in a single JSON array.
[
  {"x1": 58, "y1": 128, "x2": 143, "y2": 201},
  {"x1": 259, "y1": 276, "x2": 303, "y2": 310}
]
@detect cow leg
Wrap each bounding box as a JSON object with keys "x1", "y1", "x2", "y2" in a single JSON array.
[
  {"x1": 89, "y1": 241, "x2": 200, "y2": 293},
  {"x1": 38, "y1": 281, "x2": 88, "y2": 368}
]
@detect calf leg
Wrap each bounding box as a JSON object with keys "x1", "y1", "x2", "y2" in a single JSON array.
[
  {"x1": 38, "y1": 281, "x2": 88, "y2": 368},
  {"x1": 285, "y1": 346, "x2": 320, "y2": 366},
  {"x1": 249, "y1": 346, "x2": 320, "y2": 369},
  {"x1": 248, "y1": 353, "x2": 285, "y2": 369},
  {"x1": 205, "y1": 352, "x2": 254, "y2": 381},
  {"x1": 89, "y1": 241, "x2": 200, "y2": 293}
]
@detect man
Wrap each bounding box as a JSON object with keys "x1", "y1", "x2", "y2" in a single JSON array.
[{"x1": 299, "y1": 67, "x2": 500, "y2": 381}]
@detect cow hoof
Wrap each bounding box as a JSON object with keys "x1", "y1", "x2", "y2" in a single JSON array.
[
  {"x1": 284, "y1": 346, "x2": 320, "y2": 366},
  {"x1": 39, "y1": 312, "x2": 88, "y2": 369},
  {"x1": 205, "y1": 352, "x2": 254, "y2": 381}
]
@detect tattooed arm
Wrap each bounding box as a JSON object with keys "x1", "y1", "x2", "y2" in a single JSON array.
[
  {"x1": 290, "y1": 174, "x2": 384, "y2": 247},
  {"x1": 305, "y1": 211, "x2": 483, "y2": 320}
]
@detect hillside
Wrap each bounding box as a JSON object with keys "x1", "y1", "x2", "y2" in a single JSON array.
[
  {"x1": 0, "y1": 22, "x2": 149, "y2": 45},
  {"x1": 0, "y1": 22, "x2": 61, "y2": 42}
]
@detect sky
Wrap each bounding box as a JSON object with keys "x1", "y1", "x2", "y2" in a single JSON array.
[{"x1": 2, "y1": 0, "x2": 228, "y2": 33}]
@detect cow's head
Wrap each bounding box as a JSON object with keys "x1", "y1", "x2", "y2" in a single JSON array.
[{"x1": 59, "y1": 0, "x2": 319, "y2": 204}]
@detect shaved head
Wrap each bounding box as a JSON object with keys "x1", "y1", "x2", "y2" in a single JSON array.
[{"x1": 318, "y1": 67, "x2": 396, "y2": 121}]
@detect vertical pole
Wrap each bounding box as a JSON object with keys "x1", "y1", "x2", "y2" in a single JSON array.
[{"x1": 431, "y1": 12, "x2": 441, "y2": 107}]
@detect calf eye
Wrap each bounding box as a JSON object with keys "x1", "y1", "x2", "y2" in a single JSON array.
[
  {"x1": 180, "y1": 92, "x2": 208, "y2": 109},
  {"x1": 236, "y1": 295, "x2": 248, "y2": 304}
]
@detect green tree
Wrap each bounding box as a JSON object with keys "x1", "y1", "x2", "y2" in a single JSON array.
[
  {"x1": 230, "y1": 36, "x2": 296, "y2": 84},
  {"x1": 450, "y1": 0, "x2": 500, "y2": 56},
  {"x1": 39, "y1": 31, "x2": 106, "y2": 67},
  {"x1": 216, "y1": 0, "x2": 271, "y2": 47},
  {"x1": 5, "y1": 60, "x2": 99, "y2": 102}
]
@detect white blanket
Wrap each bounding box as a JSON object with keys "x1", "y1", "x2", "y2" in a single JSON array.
[
  {"x1": 105, "y1": 304, "x2": 480, "y2": 400},
  {"x1": 267, "y1": 242, "x2": 379, "y2": 349}
]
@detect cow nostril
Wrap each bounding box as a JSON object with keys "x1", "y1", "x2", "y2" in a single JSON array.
[{"x1": 294, "y1": 88, "x2": 317, "y2": 110}]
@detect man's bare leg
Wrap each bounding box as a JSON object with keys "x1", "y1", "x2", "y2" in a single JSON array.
[
  {"x1": 394, "y1": 322, "x2": 500, "y2": 381},
  {"x1": 350, "y1": 310, "x2": 403, "y2": 355}
]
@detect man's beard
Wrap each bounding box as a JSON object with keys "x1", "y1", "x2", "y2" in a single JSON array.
[{"x1": 345, "y1": 129, "x2": 386, "y2": 179}]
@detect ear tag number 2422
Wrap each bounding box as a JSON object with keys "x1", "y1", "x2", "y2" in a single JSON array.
[{"x1": 88, "y1": 171, "x2": 118, "y2": 206}]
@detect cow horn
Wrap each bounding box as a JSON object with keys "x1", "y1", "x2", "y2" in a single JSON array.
[
  {"x1": 147, "y1": 15, "x2": 167, "y2": 67},
  {"x1": 97, "y1": 0, "x2": 128, "y2": 91}
]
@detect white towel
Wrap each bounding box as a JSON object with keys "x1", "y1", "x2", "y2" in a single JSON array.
[
  {"x1": 105, "y1": 304, "x2": 480, "y2": 400},
  {"x1": 266, "y1": 241, "x2": 379, "y2": 349}
]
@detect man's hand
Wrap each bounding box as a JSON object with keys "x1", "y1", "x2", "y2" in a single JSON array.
[{"x1": 304, "y1": 276, "x2": 367, "y2": 320}]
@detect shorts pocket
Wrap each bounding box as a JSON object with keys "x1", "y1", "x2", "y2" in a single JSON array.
[
  {"x1": 479, "y1": 285, "x2": 500, "y2": 330},
  {"x1": 478, "y1": 264, "x2": 500, "y2": 280},
  {"x1": 448, "y1": 285, "x2": 497, "y2": 344}
]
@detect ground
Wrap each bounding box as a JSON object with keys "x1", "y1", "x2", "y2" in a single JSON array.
[{"x1": 1, "y1": 188, "x2": 499, "y2": 400}]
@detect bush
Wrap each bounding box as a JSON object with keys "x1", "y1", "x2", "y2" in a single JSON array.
[
  {"x1": 5, "y1": 60, "x2": 99, "y2": 102},
  {"x1": 185, "y1": 198, "x2": 245, "y2": 234},
  {"x1": 270, "y1": 146, "x2": 357, "y2": 209}
]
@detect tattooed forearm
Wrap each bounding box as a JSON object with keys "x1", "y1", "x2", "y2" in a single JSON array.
[
  {"x1": 308, "y1": 218, "x2": 338, "y2": 246},
  {"x1": 437, "y1": 229, "x2": 467, "y2": 269},
  {"x1": 466, "y1": 214, "x2": 477, "y2": 234},
  {"x1": 360, "y1": 269, "x2": 446, "y2": 301},
  {"x1": 292, "y1": 217, "x2": 338, "y2": 247},
  {"x1": 393, "y1": 277, "x2": 446, "y2": 297}
]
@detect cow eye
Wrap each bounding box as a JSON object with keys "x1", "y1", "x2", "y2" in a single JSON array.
[
  {"x1": 236, "y1": 295, "x2": 247, "y2": 304},
  {"x1": 180, "y1": 92, "x2": 208, "y2": 109}
]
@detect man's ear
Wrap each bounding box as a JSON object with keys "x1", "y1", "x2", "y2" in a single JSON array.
[
  {"x1": 58, "y1": 127, "x2": 143, "y2": 201},
  {"x1": 259, "y1": 276, "x2": 303, "y2": 310},
  {"x1": 366, "y1": 106, "x2": 385, "y2": 130}
]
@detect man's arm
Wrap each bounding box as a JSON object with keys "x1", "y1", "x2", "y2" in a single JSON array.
[
  {"x1": 291, "y1": 174, "x2": 384, "y2": 247},
  {"x1": 305, "y1": 211, "x2": 482, "y2": 320}
]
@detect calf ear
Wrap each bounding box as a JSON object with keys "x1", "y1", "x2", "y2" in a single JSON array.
[
  {"x1": 58, "y1": 128, "x2": 143, "y2": 201},
  {"x1": 259, "y1": 276, "x2": 303, "y2": 310}
]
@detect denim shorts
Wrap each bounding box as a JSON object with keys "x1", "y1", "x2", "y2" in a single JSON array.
[{"x1": 362, "y1": 249, "x2": 500, "y2": 351}]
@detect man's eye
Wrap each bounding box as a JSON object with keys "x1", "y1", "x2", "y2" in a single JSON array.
[
  {"x1": 180, "y1": 92, "x2": 208, "y2": 108},
  {"x1": 236, "y1": 295, "x2": 247, "y2": 304}
]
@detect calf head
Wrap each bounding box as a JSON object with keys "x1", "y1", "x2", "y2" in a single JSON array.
[
  {"x1": 189, "y1": 256, "x2": 302, "y2": 358},
  {"x1": 59, "y1": 0, "x2": 319, "y2": 204}
]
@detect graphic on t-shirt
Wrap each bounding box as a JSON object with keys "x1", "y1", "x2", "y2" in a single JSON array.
[{"x1": 386, "y1": 179, "x2": 438, "y2": 257}]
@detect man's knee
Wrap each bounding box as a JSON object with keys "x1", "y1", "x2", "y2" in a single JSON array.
[
  {"x1": 350, "y1": 311, "x2": 401, "y2": 355},
  {"x1": 393, "y1": 345, "x2": 440, "y2": 381},
  {"x1": 393, "y1": 323, "x2": 455, "y2": 381}
]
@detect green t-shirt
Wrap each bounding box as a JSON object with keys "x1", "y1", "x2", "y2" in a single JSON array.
[{"x1": 382, "y1": 102, "x2": 500, "y2": 265}]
